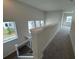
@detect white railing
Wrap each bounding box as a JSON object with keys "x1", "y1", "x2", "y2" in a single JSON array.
[{"x1": 31, "y1": 23, "x2": 60, "y2": 59}]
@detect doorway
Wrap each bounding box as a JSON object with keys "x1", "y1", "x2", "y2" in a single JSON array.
[{"x1": 62, "y1": 13, "x2": 73, "y2": 31}]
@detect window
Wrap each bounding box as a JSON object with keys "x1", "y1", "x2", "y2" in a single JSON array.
[
  {"x1": 64, "y1": 16, "x2": 72, "y2": 27},
  {"x1": 28, "y1": 21, "x2": 35, "y2": 33},
  {"x1": 66, "y1": 16, "x2": 72, "y2": 22},
  {"x1": 3, "y1": 22, "x2": 18, "y2": 43},
  {"x1": 41, "y1": 20, "x2": 44, "y2": 27},
  {"x1": 28, "y1": 20, "x2": 45, "y2": 33},
  {"x1": 35, "y1": 21, "x2": 41, "y2": 27}
]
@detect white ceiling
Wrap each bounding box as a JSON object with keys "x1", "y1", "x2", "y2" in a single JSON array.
[{"x1": 18, "y1": 0, "x2": 75, "y2": 11}]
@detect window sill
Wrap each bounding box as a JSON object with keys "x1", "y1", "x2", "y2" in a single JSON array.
[{"x1": 3, "y1": 37, "x2": 17, "y2": 44}]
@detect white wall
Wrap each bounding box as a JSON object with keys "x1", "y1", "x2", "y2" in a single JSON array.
[
  {"x1": 3, "y1": 39, "x2": 18, "y2": 58},
  {"x1": 3, "y1": 0, "x2": 44, "y2": 57},
  {"x1": 70, "y1": 13, "x2": 75, "y2": 52},
  {"x1": 45, "y1": 11, "x2": 63, "y2": 25}
]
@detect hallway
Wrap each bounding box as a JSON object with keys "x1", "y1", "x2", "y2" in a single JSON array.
[{"x1": 43, "y1": 27, "x2": 75, "y2": 59}]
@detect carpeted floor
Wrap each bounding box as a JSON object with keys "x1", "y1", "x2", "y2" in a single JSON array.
[
  {"x1": 42, "y1": 27, "x2": 75, "y2": 59},
  {"x1": 4, "y1": 27, "x2": 75, "y2": 59}
]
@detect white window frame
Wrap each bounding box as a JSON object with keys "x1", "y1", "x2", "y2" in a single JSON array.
[
  {"x1": 3, "y1": 21, "x2": 18, "y2": 43},
  {"x1": 28, "y1": 20, "x2": 45, "y2": 34}
]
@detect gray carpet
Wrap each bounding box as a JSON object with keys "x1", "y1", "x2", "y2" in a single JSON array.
[
  {"x1": 4, "y1": 27, "x2": 75, "y2": 59},
  {"x1": 42, "y1": 27, "x2": 75, "y2": 59}
]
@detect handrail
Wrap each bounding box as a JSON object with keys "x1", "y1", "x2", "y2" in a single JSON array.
[{"x1": 31, "y1": 23, "x2": 60, "y2": 59}]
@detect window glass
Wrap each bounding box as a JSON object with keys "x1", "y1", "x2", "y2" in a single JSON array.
[
  {"x1": 35, "y1": 21, "x2": 41, "y2": 27},
  {"x1": 28, "y1": 20, "x2": 45, "y2": 34},
  {"x1": 3, "y1": 22, "x2": 17, "y2": 43},
  {"x1": 41, "y1": 20, "x2": 44, "y2": 27},
  {"x1": 66, "y1": 16, "x2": 72, "y2": 22},
  {"x1": 28, "y1": 21, "x2": 35, "y2": 33}
]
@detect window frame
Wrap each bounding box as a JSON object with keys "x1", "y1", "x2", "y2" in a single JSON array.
[
  {"x1": 3, "y1": 21, "x2": 18, "y2": 43},
  {"x1": 27, "y1": 20, "x2": 45, "y2": 34}
]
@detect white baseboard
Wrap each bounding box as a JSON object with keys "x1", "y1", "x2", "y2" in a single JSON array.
[
  {"x1": 18, "y1": 56, "x2": 34, "y2": 59},
  {"x1": 39, "y1": 53, "x2": 43, "y2": 59},
  {"x1": 69, "y1": 33, "x2": 75, "y2": 53}
]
